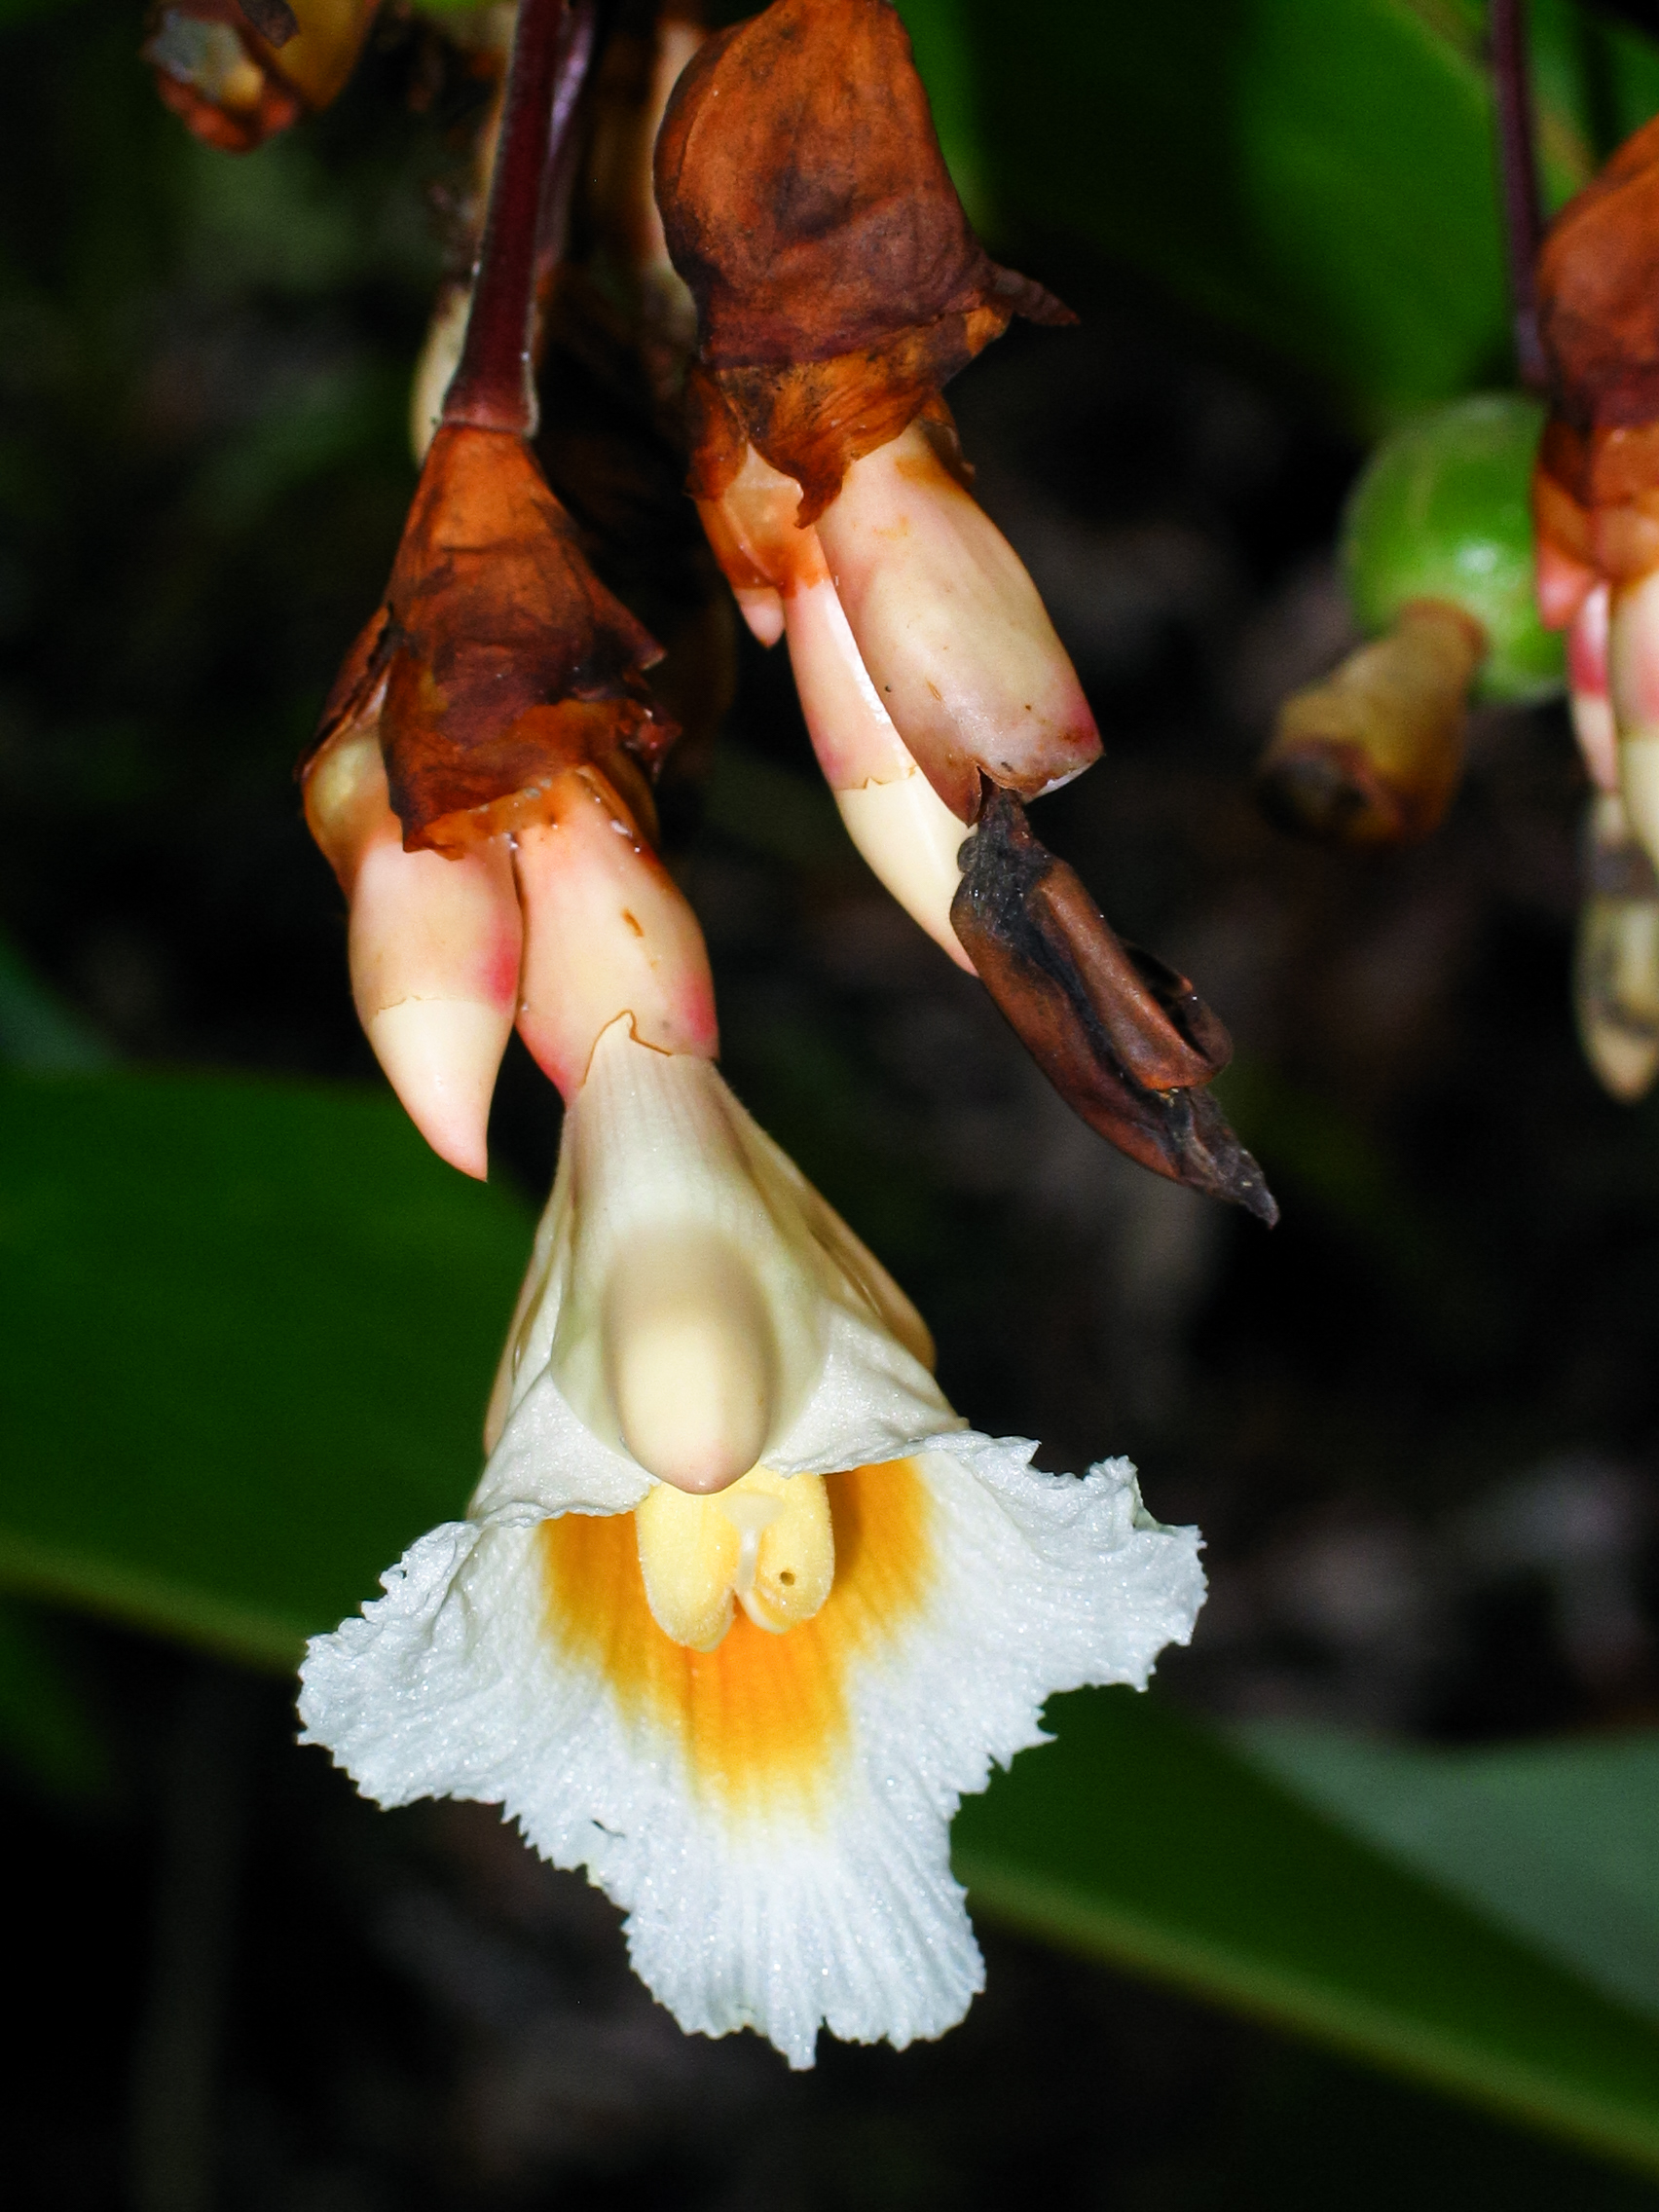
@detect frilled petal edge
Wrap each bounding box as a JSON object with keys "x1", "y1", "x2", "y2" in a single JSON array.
[{"x1": 297, "y1": 1434, "x2": 1203, "y2": 2068}]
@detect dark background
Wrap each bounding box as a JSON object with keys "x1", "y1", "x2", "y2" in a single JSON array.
[{"x1": 5, "y1": 2, "x2": 1659, "y2": 2202}]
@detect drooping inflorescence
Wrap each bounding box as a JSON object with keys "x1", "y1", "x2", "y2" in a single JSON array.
[{"x1": 147, "y1": 0, "x2": 1220, "y2": 2063}]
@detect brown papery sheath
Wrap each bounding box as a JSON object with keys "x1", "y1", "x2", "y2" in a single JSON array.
[
  {"x1": 305, "y1": 425, "x2": 671, "y2": 853},
  {"x1": 653, "y1": 0, "x2": 1073, "y2": 522},
  {"x1": 950, "y1": 786, "x2": 1278, "y2": 1222}
]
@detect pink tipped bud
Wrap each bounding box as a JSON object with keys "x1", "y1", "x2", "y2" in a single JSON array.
[
  {"x1": 306, "y1": 724, "x2": 521, "y2": 1179},
  {"x1": 1609, "y1": 569, "x2": 1659, "y2": 869},
  {"x1": 512, "y1": 765, "x2": 719, "y2": 1097},
  {"x1": 815, "y1": 422, "x2": 1101, "y2": 821},
  {"x1": 782, "y1": 571, "x2": 975, "y2": 967},
  {"x1": 1536, "y1": 535, "x2": 1598, "y2": 632},
  {"x1": 782, "y1": 573, "x2": 914, "y2": 792},
  {"x1": 696, "y1": 444, "x2": 828, "y2": 645},
  {"x1": 1569, "y1": 585, "x2": 1618, "y2": 794}
]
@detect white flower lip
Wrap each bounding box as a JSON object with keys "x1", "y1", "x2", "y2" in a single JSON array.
[
  {"x1": 479, "y1": 1017, "x2": 957, "y2": 1504},
  {"x1": 298, "y1": 1022, "x2": 1206, "y2": 2067},
  {"x1": 298, "y1": 1433, "x2": 1205, "y2": 2070}
]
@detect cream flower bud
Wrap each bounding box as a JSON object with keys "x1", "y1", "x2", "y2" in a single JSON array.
[
  {"x1": 1610, "y1": 569, "x2": 1659, "y2": 870},
  {"x1": 781, "y1": 570, "x2": 975, "y2": 971},
  {"x1": 1569, "y1": 583, "x2": 1617, "y2": 795},
  {"x1": 1576, "y1": 790, "x2": 1659, "y2": 1102},
  {"x1": 815, "y1": 422, "x2": 1101, "y2": 822},
  {"x1": 482, "y1": 1016, "x2": 953, "y2": 1498},
  {"x1": 511, "y1": 766, "x2": 719, "y2": 1100},
  {"x1": 304, "y1": 722, "x2": 522, "y2": 1180}
]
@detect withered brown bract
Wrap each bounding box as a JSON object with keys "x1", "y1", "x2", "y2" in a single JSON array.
[
  {"x1": 951, "y1": 787, "x2": 1278, "y2": 1223},
  {"x1": 653, "y1": 0, "x2": 1071, "y2": 520},
  {"x1": 309, "y1": 424, "x2": 673, "y2": 853},
  {"x1": 1539, "y1": 114, "x2": 1659, "y2": 450}
]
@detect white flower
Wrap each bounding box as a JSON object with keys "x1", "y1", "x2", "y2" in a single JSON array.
[{"x1": 298, "y1": 1020, "x2": 1205, "y2": 2066}]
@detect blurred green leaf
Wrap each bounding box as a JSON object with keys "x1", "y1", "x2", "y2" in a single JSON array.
[
  {"x1": 0, "y1": 1070, "x2": 530, "y2": 1667},
  {"x1": 1235, "y1": 1720, "x2": 1659, "y2": 2030},
  {"x1": 0, "y1": 1597, "x2": 111, "y2": 1803},
  {"x1": 943, "y1": 0, "x2": 1659, "y2": 424},
  {"x1": 0, "y1": 930, "x2": 113, "y2": 1072},
  {"x1": 8, "y1": 1070, "x2": 1659, "y2": 2165},
  {"x1": 955, "y1": 1689, "x2": 1659, "y2": 2176}
]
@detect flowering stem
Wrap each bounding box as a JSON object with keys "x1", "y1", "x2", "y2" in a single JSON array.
[
  {"x1": 442, "y1": 0, "x2": 591, "y2": 435},
  {"x1": 1492, "y1": 0, "x2": 1548, "y2": 391}
]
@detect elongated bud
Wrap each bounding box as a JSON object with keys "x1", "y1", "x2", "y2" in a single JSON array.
[
  {"x1": 1257, "y1": 601, "x2": 1486, "y2": 845},
  {"x1": 511, "y1": 764, "x2": 718, "y2": 1098},
  {"x1": 1569, "y1": 584, "x2": 1617, "y2": 793},
  {"x1": 1609, "y1": 569, "x2": 1659, "y2": 872},
  {"x1": 484, "y1": 1020, "x2": 950, "y2": 1488},
  {"x1": 696, "y1": 444, "x2": 826, "y2": 645},
  {"x1": 817, "y1": 423, "x2": 1101, "y2": 822},
  {"x1": 305, "y1": 723, "x2": 521, "y2": 1179},
  {"x1": 635, "y1": 1465, "x2": 834, "y2": 1649},
  {"x1": 782, "y1": 570, "x2": 974, "y2": 969},
  {"x1": 1575, "y1": 791, "x2": 1659, "y2": 1101}
]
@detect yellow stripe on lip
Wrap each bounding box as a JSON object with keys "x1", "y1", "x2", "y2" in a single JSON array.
[{"x1": 539, "y1": 1456, "x2": 935, "y2": 1815}]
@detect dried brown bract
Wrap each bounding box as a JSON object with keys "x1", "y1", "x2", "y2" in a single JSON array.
[
  {"x1": 653, "y1": 0, "x2": 1072, "y2": 521},
  {"x1": 951, "y1": 786, "x2": 1278, "y2": 1222},
  {"x1": 1534, "y1": 116, "x2": 1659, "y2": 591},
  {"x1": 309, "y1": 424, "x2": 673, "y2": 854}
]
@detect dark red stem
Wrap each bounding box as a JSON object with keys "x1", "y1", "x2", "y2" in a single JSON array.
[
  {"x1": 1492, "y1": 0, "x2": 1549, "y2": 391},
  {"x1": 443, "y1": 0, "x2": 588, "y2": 435}
]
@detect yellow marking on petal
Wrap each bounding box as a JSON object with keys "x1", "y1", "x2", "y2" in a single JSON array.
[{"x1": 539, "y1": 1456, "x2": 934, "y2": 1814}]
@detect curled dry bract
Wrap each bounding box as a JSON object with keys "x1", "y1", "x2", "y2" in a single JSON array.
[
  {"x1": 653, "y1": 0, "x2": 1072, "y2": 521},
  {"x1": 307, "y1": 424, "x2": 674, "y2": 853}
]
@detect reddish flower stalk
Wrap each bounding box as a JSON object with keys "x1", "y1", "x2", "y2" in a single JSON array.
[
  {"x1": 443, "y1": 0, "x2": 585, "y2": 436},
  {"x1": 1492, "y1": 0, "x2": 1548, "y2": 392}
]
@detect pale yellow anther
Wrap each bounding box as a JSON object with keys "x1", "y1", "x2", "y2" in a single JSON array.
[{"x1": 635, "y1": 1466, "x2": 835, "y2": 1651}]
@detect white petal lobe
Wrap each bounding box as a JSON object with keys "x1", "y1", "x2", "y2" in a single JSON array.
[{"x1": 299, "y1": 1435, "x2": 1203, "y2": 2070}]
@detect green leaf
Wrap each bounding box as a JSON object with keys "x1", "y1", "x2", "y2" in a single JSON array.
[
  {"x1": 947, "y1": 0, "x2": 1657, "y2": 424},
  {"x1": 0, "y1": 1597, "x2": 111, "y2": 1803},
  {"x1": 1234, "y1": 1719, "x2": 1659, "y2": 2031},
  {"x1": 953, "y1": 1689, "x2": 1659, "y2": 2177},
  {"x1": 0, "y1": 1070, "x2": 531, "y2": 1668},
  {"x1": 0, "y1": 929, "x2": 113, "y2": 1073}
]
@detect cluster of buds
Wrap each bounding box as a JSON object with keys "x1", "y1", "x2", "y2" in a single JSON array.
[
  {"x1": 149, "y1": 0, "x2": 1216, "y2": 2061},
  {"x1": 1530, "y1": 114, "x2": 1659, "y2": 1100}
]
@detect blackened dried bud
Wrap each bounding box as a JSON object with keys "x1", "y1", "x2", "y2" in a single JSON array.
[
  {"x1": 1256, "y1": 600, "x2": 1487, "y2": 846},
  {"x1": 653, "y1": 0, "x2": 1072, "y2": 522},
  {"x1": 144, "y1": 0, "x2": 378, "y2": 152},
  {"x1": 950, "y1": 785, "x2": 1278, "y2": 1223},
  {"x1": 307, "y1": 424, "x2": 674, "y2": 854}
]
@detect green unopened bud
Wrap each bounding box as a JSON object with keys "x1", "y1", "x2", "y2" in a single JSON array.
[{"x1": 1344, "y1": 392, "x2": 1564, "y2": 707}]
